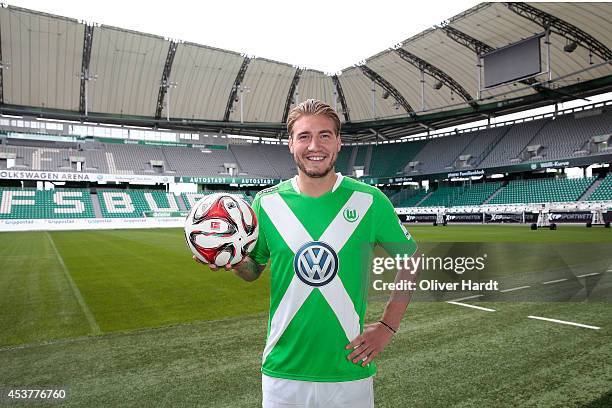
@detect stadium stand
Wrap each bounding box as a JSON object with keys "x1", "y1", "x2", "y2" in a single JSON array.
[
  {"x1": 257, "y1": 144, "x2": 296, "y2": 179},
  {"x1": 588, "y1": 174, "x2": 612, "y2": 201},
  {"x1": 1, "y1": 105, "x2": 610, "y2": 179},
  {"x1": 418, "y1": 186, "x2": 466, "y2": 207},
  {"x1": 450, "y1": 182, "x2": 502, "y2": 206},
  {"x1": 81, "y1": 147, "x2": 110, "y2": 173},
  {"x1": 397, "y1": 190, "x2": 428, "y2": 208},
  {"x1": 229, "y1": 145, "x2": 276, "y2": 178},
  {"x1": 97, "y1": 190, "x2": 180, "y2": 218},
  {"x1": 395, "y1": 177, "x2": 603, "y2": 208},
  {"x1": 162, "y1": 146, "x2": 238, "y2": 176},
  {"x1": 479, "y1": 119, "x2": 550, "y2": 168},
  {"x1": 335, "y1": 147, "x2": 352, "y2": 175},
  {"x1": 523, "y1": 108, "x2": 612, "y2": 161},
  {"x1": 181, "y1": 191, "x2": 250, "y2": 209},
  {"x1": 409, "y1": 133, "x2": 476, "y2": 174},
  {"x1": 488, "y1": 177, "x2": 595, "y2": 205},
  {"x1": 454, "y1": 127, "x2": 510, "y2": 169},
  {"x1": 368, "y1": 141, "x2": 426, "y2": 177},
  {"x1": 104, "y1": 144, "x2": 166, "y2": 174},
  {"x1": 353, "y1": 145, "x2": 369, "y2": 170},
  {"x1": 0, "y1": 188, "x2": 95, "y2": 218}
]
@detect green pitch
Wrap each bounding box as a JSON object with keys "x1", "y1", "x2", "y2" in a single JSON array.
[{"x1": 1, "y1": 226, "x2": 611, "y2": 407}]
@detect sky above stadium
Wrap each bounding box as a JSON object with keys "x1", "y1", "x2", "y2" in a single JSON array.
[{"x1": 10, "y1": 0, "x2": 481, "y2": 73}]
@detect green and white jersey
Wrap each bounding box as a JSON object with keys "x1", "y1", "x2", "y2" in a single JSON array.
[{"x1": 250, "y1": 174, "x2": 417, "y2": 382}]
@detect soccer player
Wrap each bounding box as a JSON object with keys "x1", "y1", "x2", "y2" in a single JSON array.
[{"x1": 199, "y1": 99, "x2": 418, "y2": 407}]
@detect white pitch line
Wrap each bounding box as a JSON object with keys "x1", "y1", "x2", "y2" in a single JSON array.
[
  {"x1": 447, "y1": 294, "x2": 483, "y2": 302},
  {"x1": 500, "y1": 285, "x2": 531, "y2": 293},
  {"x1": 528, "y1": 315, "x2": 600, "y2": 330},
  {"x1": 447, "y1": 301, "x2": 496, "y2": 312},
  {"x1": 575, "y1": 272, "x2": 601, "y2": 278},
  {"x1": 45, "y1": 232, "x2": 101, "y2": 335},
  {"x1": 542, "y1": 278, "x2": 568, "y2": 285}
]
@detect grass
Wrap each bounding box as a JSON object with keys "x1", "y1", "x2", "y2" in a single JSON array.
[{"x1": 0, "y1": 226, "x2": 611, "y2": 407}]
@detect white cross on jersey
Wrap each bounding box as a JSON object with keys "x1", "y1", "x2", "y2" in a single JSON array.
[{"x1": 259, "y1": 191, "x2": 373, "y2": 364}]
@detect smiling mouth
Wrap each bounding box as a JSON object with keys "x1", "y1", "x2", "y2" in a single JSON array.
[{"x1": 306, "y1": 155, "x2": 326, "y2": 162}]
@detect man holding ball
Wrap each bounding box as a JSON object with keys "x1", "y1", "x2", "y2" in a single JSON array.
[{"x1": 198, "y1": 99, "x2": 418, "y2": 407}]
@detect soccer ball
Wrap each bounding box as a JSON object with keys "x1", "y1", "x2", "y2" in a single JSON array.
[{"x1": 184, "y1": 193, "x2": 258, "y2": 267}]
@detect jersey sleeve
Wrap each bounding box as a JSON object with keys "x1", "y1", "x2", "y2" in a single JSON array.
[
  {"x1": 374, "y1": 189, "x2": 418, "y2": 257},
  {"x1": 248, "y1": 194, "x2": 270, "y2": 266}
]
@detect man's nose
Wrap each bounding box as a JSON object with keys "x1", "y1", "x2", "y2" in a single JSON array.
[{"x1": 308, "y1": 135, "x2": 321, "y2": 151}]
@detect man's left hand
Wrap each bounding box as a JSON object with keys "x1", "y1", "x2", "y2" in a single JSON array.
[{"x1": 345, "y1": 322, "x2": 395, "y2": 367}]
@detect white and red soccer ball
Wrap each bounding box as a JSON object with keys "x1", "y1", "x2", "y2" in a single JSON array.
[{"x1": 184, "y1": 193, "x2": 258, "y2": 267}]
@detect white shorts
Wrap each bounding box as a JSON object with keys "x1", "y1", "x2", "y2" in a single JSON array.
[{"x1": 262, "y1": 374, "x2": 374, "y2": 408}]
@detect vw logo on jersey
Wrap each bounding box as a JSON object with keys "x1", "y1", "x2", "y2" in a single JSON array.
[{"x1": 293, "y1": 241, "x2": 339, "y2": 287}]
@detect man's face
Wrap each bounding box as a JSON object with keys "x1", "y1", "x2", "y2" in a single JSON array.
[{"x1": 288, "y1": 115, "x2": 341, "y2": 178}]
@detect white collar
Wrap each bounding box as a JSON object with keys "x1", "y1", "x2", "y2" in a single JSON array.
[{"x1": 291, "y1": 172, "x2": 343, "y2": 194}]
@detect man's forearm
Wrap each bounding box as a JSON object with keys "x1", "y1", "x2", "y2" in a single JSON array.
[
  {"x1": 380, "y1": 299, "x2": 409, "y2": 331},
  {"x1": 380, "y1": 251, "x2": 421, "y2": 331},
  {"x1": 233, "y1": 256, "x2": 266, "y2": 282}
]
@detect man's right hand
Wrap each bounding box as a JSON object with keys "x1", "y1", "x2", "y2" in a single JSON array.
[
  {"x1": 192, "y1": 255, "x2": 264, "y2": 282},
  {"x1": 192, "y1": 255, "x2": 233, "y2": 271}
]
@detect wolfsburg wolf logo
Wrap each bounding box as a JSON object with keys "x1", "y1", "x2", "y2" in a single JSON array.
[
  {"x1": 293, "y1": 241, "x2": 339, "y2": 287},
  {"x1": 343, "y1": 207, "x2": 358, "y2": 222}
]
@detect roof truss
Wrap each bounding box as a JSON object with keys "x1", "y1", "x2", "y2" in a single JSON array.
[
  {"x1": 78, "y1": 23, "x2": 95, "y2": 115},
  {"x1": 281, "y1": 68, "x2": 302, "y2": 123},
  {"x1": 394, "y1": 48, "x2": 474, "y2": 103},
  {"x1": 505, "y1": 2, "x2": 612, "y2": 62},
  {"x1": 223, "y1": 56, "x2": 251, "y2": 121},
  {"x1": 332, "y1": 75, "x2": 351, "y2": 122},
  {"x1": 155, "y1": 40, "x2": 179, "y2": 120},
  {"x1": 358, "y1": 65, "x2": 414, "y2": 113},
  {"x1": 441, "y1": 24, "x2": 541, "y2": 90}
]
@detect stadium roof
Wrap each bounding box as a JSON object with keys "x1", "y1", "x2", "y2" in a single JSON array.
[{"x1": 0, "y1": 2, "x2": 611, "y2": 141}]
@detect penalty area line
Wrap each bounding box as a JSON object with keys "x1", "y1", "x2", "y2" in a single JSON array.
[
  {"x1": 446, "y1": 301, "x2": 496, "y2": 312},
  {"x1": 528, "y1": 315, "x2": 600, "y2": 330}
]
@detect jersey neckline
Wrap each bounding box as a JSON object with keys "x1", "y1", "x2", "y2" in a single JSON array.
[{"x1": 290, "y1": 172, "x2": 344, "y2": 197}]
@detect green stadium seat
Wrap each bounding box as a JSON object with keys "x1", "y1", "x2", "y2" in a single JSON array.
[
  {"x1": 489, "y1": 177, "x2": 595, "y2": 205},
  {"x1": 587, "y1": 174, "x2": 612, "y2": 201},
  {"x1": 0, "y1": 188, "x2": 95, "y2": 219},
  {"x1": 181, "y1": 191, "x2": 250, "y2": 210},
  {"x1": 97, "y1": 190, "x2": 180, "y2": 218}
]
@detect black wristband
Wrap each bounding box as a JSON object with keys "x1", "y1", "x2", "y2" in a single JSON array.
[{"x1": 379, "y1": 320, "x2": 397, "y2": 334}]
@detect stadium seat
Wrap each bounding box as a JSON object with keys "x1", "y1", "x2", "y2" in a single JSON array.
[{"x1": 0, "y1": 188, "x2": 96, "y2": 219}]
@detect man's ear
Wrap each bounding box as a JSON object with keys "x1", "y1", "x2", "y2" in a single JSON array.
[
  {"x1": 288, "y1": 135, "x2": 294, "y2": 154},
  {"x1": 336, "y1": 133, "x2": 342, "y2": 153}
]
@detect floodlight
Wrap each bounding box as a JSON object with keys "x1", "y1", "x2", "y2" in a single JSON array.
[{"x1": 563, "y1": 41, "x2": 577, "y2": 53}]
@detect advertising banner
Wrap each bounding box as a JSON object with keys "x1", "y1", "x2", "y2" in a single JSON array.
[
  {"x1": 399, "y1": 214, "x2": 437, "y2": 222},
  {"x1": 446, "y1": 213, "x2": 483, "y2": 223},
  {"x1": 549, "y1": 212, "x2": 593, "y2": 223},
  {"x1": 0, "y1": 169, "x2": 171, "y2": 184},
  {"x1": 484, "y1": 213, "x2": 524, "y2": 223},
  {"x1": 175, "y1": 176, "x2": 279, "y2": 185}
]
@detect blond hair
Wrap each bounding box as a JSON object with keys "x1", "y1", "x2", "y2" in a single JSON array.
[{"x1": 286, "y1": 99, "x2": 341, "y2": 138}]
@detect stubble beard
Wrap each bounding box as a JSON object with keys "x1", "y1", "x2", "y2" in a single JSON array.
[{"x1": 296, "y1": 152, "x2": 337, "y2": 178}]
